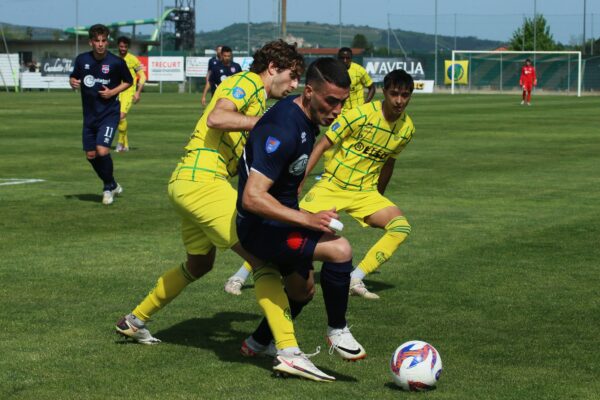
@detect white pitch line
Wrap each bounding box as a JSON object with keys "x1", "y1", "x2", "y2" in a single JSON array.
[{"x1": 0, "y1": 178, "x2": 46, "y2": 186}]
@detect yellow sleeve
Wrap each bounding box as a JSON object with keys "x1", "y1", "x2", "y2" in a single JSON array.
[
  {"x1": 360, "y1": 66, "x2": 373, "y2": 87},
  {"x1": 324, "y1": 107, "x2": 362, "y2": 145},
  {"x1": 216, "y1": 73, "x2": 263, "y2": 114}
]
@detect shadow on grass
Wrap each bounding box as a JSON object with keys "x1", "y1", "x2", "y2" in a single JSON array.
[
  {"x1": 313, "y1": 271, "x2": 396, "y2": 296},
  {"x1": 151, "y1": 311, "x2": 357, "y2": 382},
  {"x1": 64, "y1": 193, "x2": 102, "y2": 202}
]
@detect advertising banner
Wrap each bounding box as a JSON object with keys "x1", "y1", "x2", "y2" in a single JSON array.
[
  {"x1": 444, "y1": 60, "x2": 469, "y2": 85},
  {"x1": 185, "y1": 56, "x2": 210, "y2": 77},
  {"x1": 148, "y1": 56, "x2": 184, "y2": 81},
  {"x1": 363, "y1": 58, "x2": 425, "y2": 82},
  {"x1": 41, "y1": 58, "x2": 74, "y2": 76}
]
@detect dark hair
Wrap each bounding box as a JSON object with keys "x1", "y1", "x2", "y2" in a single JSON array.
[
  {"x1": 305, "y1": 57, "x2": 350, "y2": 89},
  {"x1": 88, "y1": 24, "x2": 109, "y2": 39},
  {"x1": 383, "y1": 69, "x2": 414, "y2": 92},
  {"x1": 525, "y1": 58, "x2": 531, "y2": 63},
  {"x1": 250, "y1": 39, "x2": 305, "y2": 76},
  {"x1": 221, "y1": 46, "x2": 232, "y2": 54},
  {"x1": 337, "y1": 47, "x2": 352, "y2": 57},
  {"x1": 117, "y1": 36, "x2": 131, "y2": 46}
]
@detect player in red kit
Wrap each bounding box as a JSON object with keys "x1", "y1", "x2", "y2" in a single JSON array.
[{"x1": 519, "y1": 58, "x2": 537, "y2": 106}]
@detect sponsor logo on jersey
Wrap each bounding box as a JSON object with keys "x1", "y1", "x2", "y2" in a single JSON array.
[
  {"x1": 353, "y1": 142, "x2": 389, "y2": 161},
  {"x1": 265, "y1": 136, "x2": 281, "y2": 153},
  {"x1": 83, "y1": 75, "x2": 110, "y2": 88},
  {"x1": 102, "y1": 65, "x2": 110, "y2": 74},
  {"x1": 331, "y1": 122, "x2": 341, "y2": 131},
  {"x1": 288, "y1": 154, "x2": 308, "y2": 176},
  {"x1": 232, "y1": 86, "x2": 246, "y2": 99}
]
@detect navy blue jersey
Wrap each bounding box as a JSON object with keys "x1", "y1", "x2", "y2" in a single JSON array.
[
  {"x1": 237, "y1": 95, "x2": 320, "y2": 226},
  {"x1": 208, "y1": 61, "x2": 242, "y2": 91},
  {"x1": 70, "y1": 51, "x2": 132, "y2": 121}
]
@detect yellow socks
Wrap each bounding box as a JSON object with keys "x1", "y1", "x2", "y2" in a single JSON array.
[
  {"x1": 117, "y1": 118, "x2": 128, "y2": 148},
  {"x1": 132, "y1": 262, "x2": 196, "y2": 322},
  {"x1": 357, "y1": 216, "x2": 411, "y2": 275},
  {"x1": 253, "y1": 266, "x2": 298, "y2": 350}
]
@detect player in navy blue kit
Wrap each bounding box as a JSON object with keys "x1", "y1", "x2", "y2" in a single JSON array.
[
  {"x1": 70, "y1": 24, "x2": 133, "y2": 205},
  {"x1": 236, "y1": 58, "x2": 366, "y2": 382},
  {"x1": 201, "y1": 46, "x2": 241, "y2": 106}
]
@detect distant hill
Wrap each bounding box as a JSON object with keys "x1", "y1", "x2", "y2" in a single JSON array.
[
  {"x1": 196, "y1": 21, "x2": 504, "y2": 54},
  {"x1": 0, "y1": 22, "x2": 64, "y2": 40},
  {"x1": 1, "y1": 20, "x2": 503, "y2": 54}
]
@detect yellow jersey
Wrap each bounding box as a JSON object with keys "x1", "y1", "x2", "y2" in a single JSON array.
[
  {"x1": 171, "y1": 71, "x2": 266, "y2": 181},
  {"x1": 343, "y1": 62, "x2": 374, "y2": 111},
  {"x1": 122, "y1": 52, "x2": 143, "y2": 90},
  {"x1": 322, "y1": 100, "x2": 415, "y2": 191}
]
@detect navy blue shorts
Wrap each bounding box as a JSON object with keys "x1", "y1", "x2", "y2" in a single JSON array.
[
  {"x1": 82, "y1": 114, "x2": 120, "y2": 151},
  {"x1": 236, "y1": 216, "x2": 323, "y2": 278}
]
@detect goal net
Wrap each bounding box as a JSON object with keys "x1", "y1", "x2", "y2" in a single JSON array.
[{"x1": 450, "y1": 51, "x2": 582, "y2": 96}]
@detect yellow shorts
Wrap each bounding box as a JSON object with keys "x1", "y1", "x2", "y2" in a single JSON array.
[
  {"x1": 300, "y1": 180, "x2": 395, "y2": 227},
  {"x1": 168, "y1": 178, "x2": 238, "y2": 255},
  {"x1": 119, "y1": 88, "x2": 134, "y2": 114}
]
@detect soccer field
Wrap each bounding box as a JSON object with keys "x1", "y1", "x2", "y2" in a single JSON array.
[{"x1": 1, "y1": 91, "x2": 598, "y2": 399}]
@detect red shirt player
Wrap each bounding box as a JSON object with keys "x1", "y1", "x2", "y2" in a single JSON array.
[{"x1": 519, "y1": 58, "x2": 537, "y2": 106}]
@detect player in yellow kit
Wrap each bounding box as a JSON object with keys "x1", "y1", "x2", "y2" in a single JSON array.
[
  {"x1": 116, "y1": 36, "x2": 146, "y2": 152},
  {"x1": 300, "y1": 68, "x2": 415, "y2": 299},
  {"x1": 338, "y1": 47, "x2": 375, "y2": 111},
  {"x1": 315, "y1": 47, "x2": 376, "y2": 181},
  {"x1": 115, "y1": 40, "x2": 304, "y2": 344}
]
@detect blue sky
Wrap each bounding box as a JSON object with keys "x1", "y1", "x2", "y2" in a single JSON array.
[{"x1": 1, "y1": 0, "x2": 599, "y2": 44}]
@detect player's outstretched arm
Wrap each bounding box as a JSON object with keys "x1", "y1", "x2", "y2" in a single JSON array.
[
  {"x1": 306, "y1": 135, "x2": 333, "y2": 177},
  {"x1": 365, "y1": 83, "x2": 376, "y2": 103},
  {"x1": 377, "y1": 158, "x2": 395, "y2": 195},
  {"x1": 243, "y1": 170, "x2": 337, "y2": 233},
  {"x1": 133, "y1": 70, "x2": 146, "y2": 103},
  {"x1": 207, "y1": 98, "x2": 259, "y2": 132}
]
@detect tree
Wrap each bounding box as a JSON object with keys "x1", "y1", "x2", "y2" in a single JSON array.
[
  {"x1": 351, "y1": 33, "x2": 371, "y2": 51},
  {"x1": 509, "y1": 14, "x2": 559, "y2": 51}
]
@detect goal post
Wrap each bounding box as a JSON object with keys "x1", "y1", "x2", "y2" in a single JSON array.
[{"x1": 450, "y1": 50, "x2": 582, "y2": 97}]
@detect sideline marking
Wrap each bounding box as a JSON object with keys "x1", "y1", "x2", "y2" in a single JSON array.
[{"x1": 0, "y1": 178, "x2": 46, "y2": 186}]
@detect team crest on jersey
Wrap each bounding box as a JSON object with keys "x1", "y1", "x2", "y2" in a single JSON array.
[
  {"x1": 232, "y1": 86, "x2": 246, "y2": 99},
  {"x1": 84, "y1": 64, "x2": 90, "y2": 70},
  {"x1": 265, "y1": 136, "x2": 281, "y2": 153},
  {"x1": 301, "y1": 131, "x2": 307, "y2": 143},
  {"x1": 289, "y1": 154, "x2": 308, "y2": 176},
  {"x1": 102, "y1": 64, "x2": 110, "y2": 74},
  {"x1": 331, "y1": 122, "x2": 341, "y2": 131},
  {"x1": 230, "y1": 66, "x2": 236, "y2": 73}
]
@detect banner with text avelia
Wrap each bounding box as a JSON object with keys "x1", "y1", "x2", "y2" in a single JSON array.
[
  {"x1": 444, "y1": 60, "x2": 469, "y2": 84},
  {"x1": 148, "y1": 57, "x2": 184, "y2": 81}
]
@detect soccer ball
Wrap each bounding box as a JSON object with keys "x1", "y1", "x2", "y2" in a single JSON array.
[{"x1": 390, "y1": 340, "x2": 443, "y2": 391}]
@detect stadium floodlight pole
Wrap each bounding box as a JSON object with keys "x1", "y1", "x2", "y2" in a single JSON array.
[
  {"x1": 338, "y1": 0, "x2": 342, "y2": 48},
  {"x1": 583, "y1": 0, "x2": 587, "y2": 55},
  {"x1": 454, "y1": 13, "x2": 457, "y2": 50},
  {"x1": 247, "y1": 0, "x2": 250, "y2": 55},
  {"x1": 434, "y1": 0, "x2": 438, "y2": 88},
  {"x1": 387, "y1": 14, "x2": 390, "y2": 56},
  {"x1": 159, "y1": 0, "x2": 163, "y2": 94},
  {"x1": 75, "y1": 0, "x2": 79, "y2": 57},
  {"x1": 533, "y1": 0, "x2": 537, "y2": 67}
]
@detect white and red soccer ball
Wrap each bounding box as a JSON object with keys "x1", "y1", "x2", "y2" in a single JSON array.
[{"x1": 390, "y1": 340, "x2": 443, "y2": 391}]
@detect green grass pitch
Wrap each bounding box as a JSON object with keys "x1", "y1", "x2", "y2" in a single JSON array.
[{"x1": 0, "y1": 91, "x2": 598, "y2": 399}]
